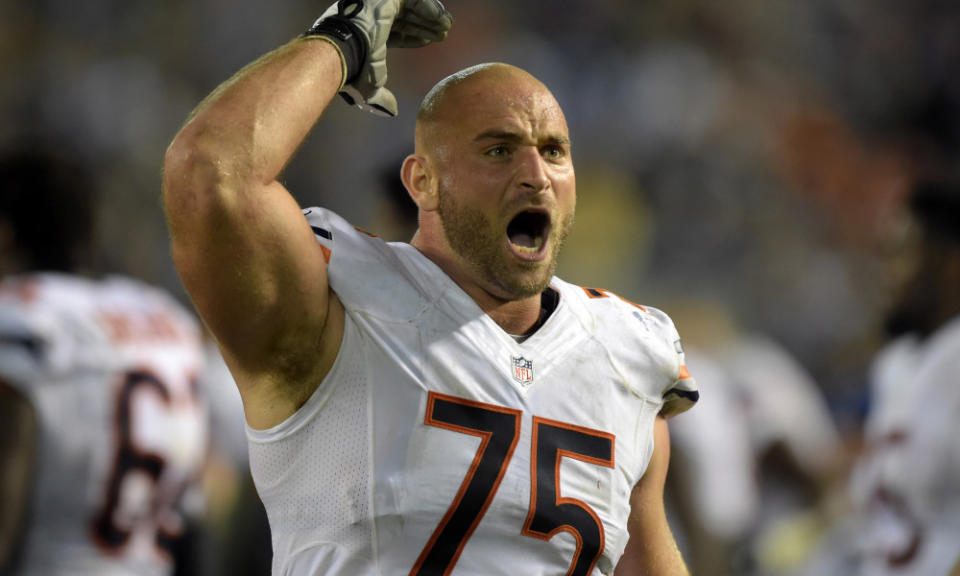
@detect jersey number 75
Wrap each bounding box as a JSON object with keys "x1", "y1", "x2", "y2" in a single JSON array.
[{"x1": 411, "y1": 391, "x2": 615, "y2": 576}]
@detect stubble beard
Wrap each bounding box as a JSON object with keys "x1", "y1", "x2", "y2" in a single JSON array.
[{"x1": 437, "y1": 185, "x2": 573, "y2": 301}]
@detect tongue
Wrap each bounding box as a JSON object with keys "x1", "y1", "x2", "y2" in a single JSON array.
[{"x1": 511, "y1": 233, "x2": 538, "y2": 249}]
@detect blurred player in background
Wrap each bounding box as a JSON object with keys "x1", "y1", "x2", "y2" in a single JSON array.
[
  {"x1": 0, "y1": 143, "x2": 210, "y2": 575},
  {"x1": 162, "y1": 0, "x2": 698, "y2": 574},
  {"x1": 196, "y1": 342, "x2": 273, "y2": 576},
  {"x1": 666, "y1": 300, "x2": 844, "y2": 576},
  {"x1": 846, "y1": 178, "x2": 960, "y2": 575}
]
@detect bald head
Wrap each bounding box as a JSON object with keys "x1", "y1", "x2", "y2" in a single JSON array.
[
  {"x1": 417, "y1": 63, "x2": 544, "y2": 120},
  {"x1": 414, "y1": 63, "x2": 564, "y2": 155}
]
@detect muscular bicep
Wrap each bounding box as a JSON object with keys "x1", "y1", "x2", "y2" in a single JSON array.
[
  {"x1": 614, "y1": 416, "x2": 689, "y2": 576},
  {"x1": 164, "y1": 169, "x2": 332, "y2": 376},
  {"x1": 0, "y1": 381, "x2": 36, "y2": 571},
  {"x1": 162, "y1": 39, "x2": 345, "y2": 392}
]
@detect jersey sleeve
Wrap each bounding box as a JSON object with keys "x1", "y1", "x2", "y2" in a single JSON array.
[
  {"x1": 569, "y1": 283, "x2": 698, "y2": 418},
  {"x1": 302, "y1": 207, "x2": 429, "y2": 321},
  {"x1": 641, "y1": 306, "x2": 699, "y2": 418}
]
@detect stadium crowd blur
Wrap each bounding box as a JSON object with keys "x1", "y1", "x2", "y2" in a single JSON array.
[{"x1": 3, "y1": 0, "x2": 960, "y2": 574}]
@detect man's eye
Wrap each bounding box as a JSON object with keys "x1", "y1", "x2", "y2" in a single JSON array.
[
  {"x1": 486, "y1": 145, "x2": 509, "y2": 158},
  {"x1": 543, "y1": 146, "x2": 564, "y2": 159}
]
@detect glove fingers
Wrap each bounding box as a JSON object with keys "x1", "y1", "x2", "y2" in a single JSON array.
[
  {"x1": 329, "y1": 0, "x2": 453, "y2": 117},
  {"x1": 388, "y1": 21, "x2": 449, "y2": 47},
  {"x1": 399, "y1": 0, "x2": 453, "y2": 30},
  {"x1": 387, "y1": 8, "x2": 452, "y2": 47},
  {"x1": 339, "y1": 85, "x2": 398, "y2": 117},
  {"x1": 364, "y1": 86, "x2": 399, "y2": 117}
]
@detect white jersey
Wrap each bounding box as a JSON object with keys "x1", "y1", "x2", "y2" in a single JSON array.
[
  {"x1": 668, "y1": 349, "x2": 759, "y2": 541},
  {"x1": 722, "y1": 334, "x2": 841, "y2": 476},
  {"x1": 849, "y1": 316, "x2": 960, "y2": 575},
  {"x1": 247, "y1": 208, "x2": 698, "y2": 576},
  {"x1": 0, "y1": 274, "x2": 208, "y2": 576}
]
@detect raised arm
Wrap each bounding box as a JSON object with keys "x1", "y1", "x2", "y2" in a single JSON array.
[
  {"x1": 614, "y1": 416, "x2": 690, "y2": 576},
  {"x1": 163, "y1": 37, "x2": 346, "y2": 429},
  {"x1": 162, "y1": 1, "x2": 452, "y2": 428}
]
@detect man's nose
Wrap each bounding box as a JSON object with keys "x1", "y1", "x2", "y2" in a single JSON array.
[{"x1": 516, "y1": 147, "x2": 550, "y2": 193}]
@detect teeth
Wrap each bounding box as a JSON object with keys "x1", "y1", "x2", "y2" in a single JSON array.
[{"x1": 511, "y1": 235, "x2": 543, "y2": 252}]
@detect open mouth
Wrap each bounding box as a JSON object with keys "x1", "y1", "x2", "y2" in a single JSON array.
[{"x1": 507, "y1": 210, "x2": 551, "y2": 255}]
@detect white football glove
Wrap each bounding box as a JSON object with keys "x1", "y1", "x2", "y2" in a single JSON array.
[{"x1": 306, "y1": 0, "x2": 453, "y2": 117}]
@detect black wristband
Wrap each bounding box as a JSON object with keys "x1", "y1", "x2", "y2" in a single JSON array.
[{"x1": 302, "y1": 16, "x2": 367, "y2": 84}]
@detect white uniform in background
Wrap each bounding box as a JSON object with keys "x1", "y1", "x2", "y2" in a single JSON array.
[
  {"x1": 0, "y1": 274, "x2": 209, "y2": 576},
  {"x1": 849, "y1": 316, "x2": 960, "y2": 576},
  {"x1": 725, "y1": 335, "x2": 842, "y2": 572},
  {"x1": 668, "y1": 350, "x2": 759, "y2": 543},
  {"x1": 247, "y1": 208, "x2": 698, "y2": 576},
  {"x1": 723, "y1": 335, "x2": 842, "y2": 483},
  {"x1": 663, "y1": 332, "x2": 842, "y2": 576}
]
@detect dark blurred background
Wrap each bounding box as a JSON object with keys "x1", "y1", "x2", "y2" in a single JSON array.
[{"x1": 6, "y1": 0, "x2": 958, "y2": 404}]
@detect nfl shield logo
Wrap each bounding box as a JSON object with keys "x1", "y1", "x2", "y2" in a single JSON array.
[{"x1": 511, "y1": 356, "x2": 534, "y2": 386}]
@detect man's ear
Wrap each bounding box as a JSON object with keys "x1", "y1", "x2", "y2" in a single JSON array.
[{"x1": 401, "y1": 154, "x2": 438, "y2": 212}]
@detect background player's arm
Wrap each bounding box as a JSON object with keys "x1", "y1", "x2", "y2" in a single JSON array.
[
  {"x1": 614, "y1": 416, "x2": 690, "y2": 576},
  {"x1": 0, "y1": 381, "x2": 36, "y2": 573},
  {"x1": 163, "y1": 38, "x2": 346, "y2": 428}
]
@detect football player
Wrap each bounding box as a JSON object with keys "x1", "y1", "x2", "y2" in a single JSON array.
[
  {"x1": 0, "y1": 145, "x2": 210, "y2": 575},
  {"x1": 847, "y1": 178, "x2": 960, "y2": 576},
  {"x1": 162, "y1": 1, "x2": 699, "y2": 574}
]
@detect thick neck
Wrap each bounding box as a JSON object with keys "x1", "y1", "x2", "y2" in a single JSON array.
[
  {"x1": 411, "y1": 233, "x2": 545, "y2": 335},
  {"x1": 474, "y1": 292, "x2": 544, "y2": 336}
]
